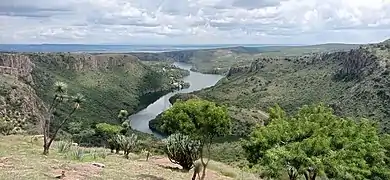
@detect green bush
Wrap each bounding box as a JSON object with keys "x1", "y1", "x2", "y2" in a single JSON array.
[{"x1": 163, "y1": 133, "x2": 201, "y2": 171}]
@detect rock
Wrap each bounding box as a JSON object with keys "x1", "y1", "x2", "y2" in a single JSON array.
[{"x1": 92, "y1": 163, "x2": 105, "y2": 168}]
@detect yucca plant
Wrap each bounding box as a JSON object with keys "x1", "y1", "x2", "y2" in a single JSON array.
[
  {"x1": 56, "y1": 141, "x2": 72, "y2": 153},
  {"x1": 116, "y1": 134, "x2": 138, "y2": 159},
  {"x1": 68, "y1": 148, "x2": 84, "y2": 161},
  {"x1": 42, "y1": 81, "x2": 85, "y2": 155},
  {"x1": 163, "y1": 133, "x2": 201, "y2": 171}
]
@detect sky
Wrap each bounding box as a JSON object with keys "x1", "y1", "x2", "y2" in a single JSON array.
[{"x1": 1, "y1": 0, "x2": 390, "y2": 44}]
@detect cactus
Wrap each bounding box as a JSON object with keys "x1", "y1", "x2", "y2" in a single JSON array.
[
  {"x1": 116, "y1": 134, "x2": 138, "y2": 159},
  {"x1": 163, "y1": 133, "x2": 201, "y2": 171}
]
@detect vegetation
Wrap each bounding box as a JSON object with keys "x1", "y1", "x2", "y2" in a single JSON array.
[
  {"x1": 159, "y1": 99, "x2": 231, "y2": 180},
  {"x1": 1, "y1": 42, "x2": 390, "y2": 179},
  {"x1": 192, "y1": 42, "x2": 390, "y2": 133},
  {"x1": 117, "y1": 109, "x2": 129, "y2": 123},
  {"x1": 0, "y1": 135, "x2": 245, "y2": 179},
  {"x1": 243, "y1": 104, "x2": 390, "y2": 180},
  {"x1": 163, "y1": 133, "x2": 201, "y2": 171},
  {"x1": 22, "y1": 53, "x2": 190, "y2": 145},
  {"x1": 95, "y1": 123, "x2": 123, "y2": 153},
  {"x1": 42, "y1": 82, "x2": 84, "y2": 155},
  {"x1": 131, "y1": 44, "x2": 359, "y2": 74},
  {"x1": 116, "y1": 133, "x2": 138, "y2": 159}
]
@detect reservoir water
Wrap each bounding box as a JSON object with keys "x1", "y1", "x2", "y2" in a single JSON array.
[{"x1": 129, "y1": 62, "x2": 224, "y2": 136}]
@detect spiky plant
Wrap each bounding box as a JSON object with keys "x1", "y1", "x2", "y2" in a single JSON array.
[
  {"x1": 117, "y1": 109, "x2": 129, "y2": 123},
  {"x1": 42, "y1": 81, "x2": 85, "y2": 155},
  {"x1": 56, "y1": 141, "x2": 72, "y2": 153},
  {"x1": 163, "y1": 133, "x2": 201, "y2": 171},
  {"x1": 116, "y1": 134, "x2": 138, "y2": 159}
]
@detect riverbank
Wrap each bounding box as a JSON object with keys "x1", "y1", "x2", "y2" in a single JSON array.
[{"x1": 129, "y1": 62, "x2": 224, "y2": 136}]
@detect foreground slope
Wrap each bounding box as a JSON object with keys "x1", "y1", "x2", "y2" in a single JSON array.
[
  {"x1": 0, "y1": 136, "x2": 255, "y2": 180},
  {"x1": 189, "y1": 41, "x2": 390, "y2": 132}
]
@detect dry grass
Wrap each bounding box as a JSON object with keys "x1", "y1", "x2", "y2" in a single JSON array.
[{"x1": 0, "y1": 135, "x2": 257, "y2": 180}]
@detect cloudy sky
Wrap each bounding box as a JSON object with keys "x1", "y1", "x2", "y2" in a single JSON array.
[{"x1": 1, "y1": 0, "x2": 390, "y2": 44}]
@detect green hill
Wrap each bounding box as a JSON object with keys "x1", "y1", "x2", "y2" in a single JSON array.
[
  {"x1": 0, "y1": 53, "x2": 185, "y2": 136},
  {"x1": 172, "y1": 42, "x2": 390, "y2": 133}
]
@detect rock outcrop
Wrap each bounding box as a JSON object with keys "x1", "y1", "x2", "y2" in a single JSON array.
[
  {"x1": 332, "y1": 48, "x2": 379, "y2": 81},
  {"x1": 227, "y1": 65, "x2": 249, "y2": 77},
  {"x1": 0, "y1": 53, "x2": 35, "y2": 83}
]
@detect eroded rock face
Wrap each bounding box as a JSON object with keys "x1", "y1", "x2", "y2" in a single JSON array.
[
  {"x1": 0, "y1": 53, "x2": 34, "y2": 84},
  {"x1": 332, "y1": 48, "x2": 379, "y2": 81},
  {"x1": 27, "y1": 53, "x2": 141, "y2": 72},
  {"x1": 227, "y1": 65, "x2": 249, "y2": 77}
]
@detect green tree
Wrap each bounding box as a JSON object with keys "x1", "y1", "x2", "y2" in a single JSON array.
[
  {"x1": 160, "y1": 99, "x2": 231, "y2": 180},
  {"x1": 243, "y1": 104, "x2": 390, "y2": 180},
  {"x1": 95, "y1": 123, "x2": 123, "y2": 153},
  {"x1": 42, "y1": 82, "x2": 84, "y2": 155}
]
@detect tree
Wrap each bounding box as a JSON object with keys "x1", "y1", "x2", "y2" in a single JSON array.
[
  {"x1": 163, "y1": 133, "x2": 201, "y2": 171},
  {"x1": 243, "y1": 104, "x2": 390, "y2": 180},
  {"x1": 95, "y1": 123, "x2": 123, "y2": 153},
  {"x1": 42, "y1": 82, "x2": 84, "y2": 155},
  {"x1": 160, "y1": 99, "x2": 231, "y2": 180},
  {"x1": 116, "y1": 133, "x2": 138, "y2": 159}
]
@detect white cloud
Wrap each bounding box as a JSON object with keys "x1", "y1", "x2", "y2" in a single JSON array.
[{"x1": 0, "y1": 0, "x2": 389, "y2": 44}]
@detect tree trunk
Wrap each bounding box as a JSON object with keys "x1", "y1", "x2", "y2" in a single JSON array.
[
  {"x1": 125, "y1": 151, "x2": 129, "y2": 159},
  {"x1": 43, "y1": 144, "x2": 49, "y2": 155},
  {"x1": 191, "y1": 170, "x2": 197, "y2": 180},
  {"x1": 200, "y1": 167, "x2": 207, "y2": 180}
]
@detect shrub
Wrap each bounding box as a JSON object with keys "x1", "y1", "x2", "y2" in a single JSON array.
[
  {"x1": 116, "y1": 134, "x2": 138, "y2": 159},
  {"x1": 91, "y1": 149, "x2": 108, "y2": 160},
  {"x1": 163, "y1": 133, "x2": 201, "y2": 171},
  {"x1": 56, "y1": 141, "x2": 72, "y2": 153},
  {"x1": 0, "y1": 116, "x2": 15, "y2": 135},
  {"x1": 67, "y1": 148, "x2": 85, "y2": 161}
]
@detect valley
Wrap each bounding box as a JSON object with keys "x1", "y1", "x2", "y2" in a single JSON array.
[{"x1": 1, "y1": 40, "x2": 390, "y2": 180}]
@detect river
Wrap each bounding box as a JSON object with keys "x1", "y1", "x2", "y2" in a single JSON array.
[{"x1": 129, "y1": 62, "x2": 224, "y2": 136}]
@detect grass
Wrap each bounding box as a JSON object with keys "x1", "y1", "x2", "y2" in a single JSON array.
[{"x1": 0, "y1": 135, "x2": 255, "y2": 180}]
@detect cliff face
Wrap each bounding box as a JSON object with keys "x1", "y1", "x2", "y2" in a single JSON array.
[
  {"x1": 27, "y1": 53, "x2": 141, "y2": 72},
  {"x1": 332, "y1": 48, "x2": 380, "y2": 81},
  {"x1": 0, "y1": 53, "x2": 35, "y2": 83},
  {"x1": 0, "y1": 52, "x2": 173, "y2": 134}
]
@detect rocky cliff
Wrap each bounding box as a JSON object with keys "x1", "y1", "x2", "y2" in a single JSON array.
[
  {"x1": 0, "y1": 53, "x2": 46, "y2": 134},
  {"x1": 0, "y1": 53, "x2": 35, "y2": 83},
  {"x1": 0, "y1": 52, "x2": 174, "y2": 134}
]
